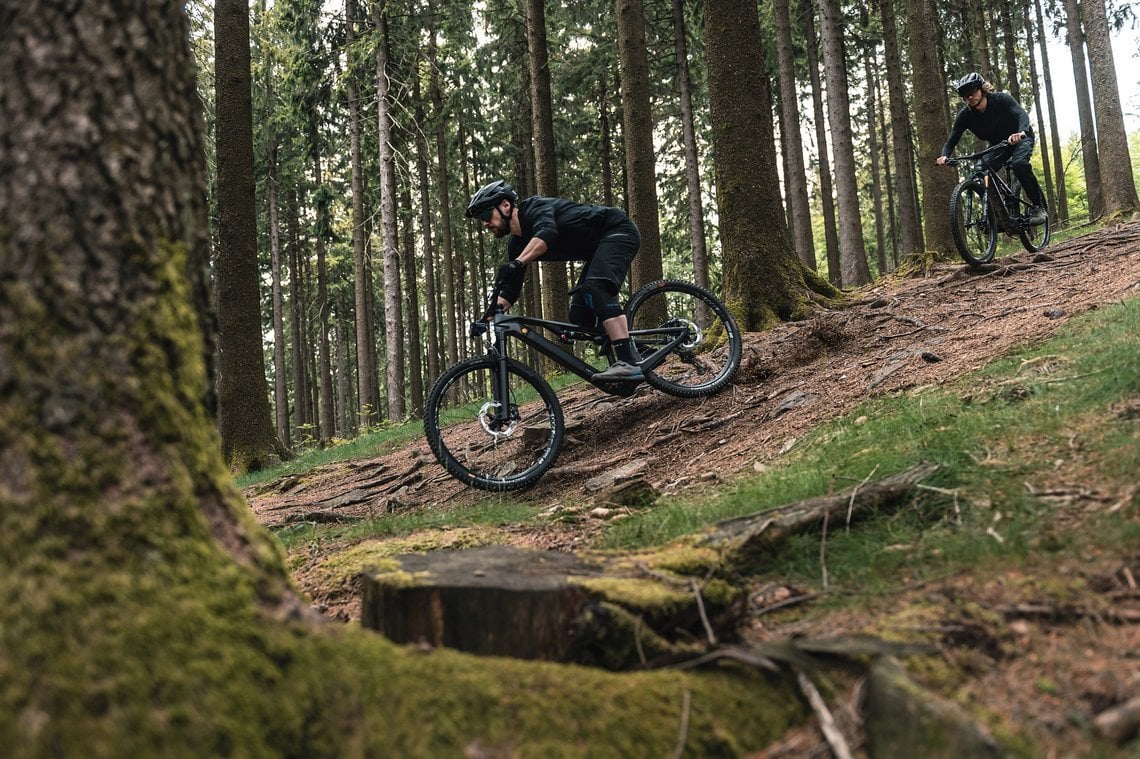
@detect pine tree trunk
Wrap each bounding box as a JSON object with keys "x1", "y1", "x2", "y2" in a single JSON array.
[
  {"x1": 214, "y1": 0, "x2": 278, "y2": 472},
  {"x1": 287, "y1": 188, "x2": 311, "y2": 442},
  {"x1": 672, "y1": 0, "x2": 714, "y2": 293},
  {"x1": 999, "y1": 0, "x2": 1020, "y2": 101},
  {"x1": 817, "y1": 0, "x2": 872, "y2": 286},
  {"x1": 347, "y1": 0, "x2": 380, "y2": 428},
  {"x1": 772, "y1": 0, "x2": 817, "y2": 270},
  {"x1": 400, "y1": 179, "x2": 424, "y2": 417},
  {"x1": 799, "y1": 0, "x2": 841, "y2": 283},
  {"x1": 526, "y1": 0, "x2": 569, "y2": 333},
  {"x1": 864, "y1": 41, "x2": 889, "y2": 275},
  {"x1": 616, "y1": 0, "x2": 664, "y2": 292},
  {"x1": 267, "y1": 143, "x2": 290, "y2": 446},
  {"x1": 703, "y1": 0, "x2": 840, "y2": 330},
  {"x1": 375, "y1": 2, "x2": 405, "y2": 421},
  {"x1": 428, "y1": 25, "x2": 459, "y2": 374},
  {"x1": 1062, "y1": 0, "x2": 1105, "y2": 220},
  {"x1": 413, "y1": 73, "x2": 442, "y2": 385},
  {"x1": 1080, "y1": 0, "x2": 1140, "y2": 218},
  {"x1": 878, "y1": 0, "x2": 925, "y2": 257},
  {"x1": 1025, "y1": 15, "x2": 1057, "y2": 220},
  {"x1": 1034, "y1": 0, "x2": 1069, "y2": 223},
  {"x1": 906, "y1": 0, "x2": 958, "y2": 256}
]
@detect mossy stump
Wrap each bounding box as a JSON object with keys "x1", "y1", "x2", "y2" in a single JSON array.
[{"x1": 360, "y1": 545, "x2": 745, "y2": 667}]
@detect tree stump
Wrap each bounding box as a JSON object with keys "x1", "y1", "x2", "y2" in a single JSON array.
[{"x1": 360, "y1": 545, "x2": 744, "y2": 666}]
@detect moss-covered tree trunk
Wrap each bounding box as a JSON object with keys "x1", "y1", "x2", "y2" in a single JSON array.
[
  {"x1": 0, "y1": 1, "x2": 798, "y2": 753},
  {"x1": 703, "y1": 0, "x2": 839, "y2": 330}
]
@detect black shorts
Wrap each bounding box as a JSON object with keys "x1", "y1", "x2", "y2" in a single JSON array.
[{"x1": 576, "y1": 217, "x2": 640, "y2": 291}]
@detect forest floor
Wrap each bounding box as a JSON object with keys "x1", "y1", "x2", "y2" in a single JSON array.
[{"x1": 246, "y1": 222, "x2": 1140, "y2": 756}]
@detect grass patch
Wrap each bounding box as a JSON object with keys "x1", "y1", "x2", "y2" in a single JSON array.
[
  {"x1": 598, "y1": 297, "x2": 1139, "y2": 591},
  {"x1": 272, "y1": 499, "x2": 536, "y2": 551}
]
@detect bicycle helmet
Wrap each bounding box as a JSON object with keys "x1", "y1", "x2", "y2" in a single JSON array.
[
  {"x1": 955, "y1": 72, "x2": 985, "y2": 97},
  {"x1": 465, "y1": 179, "x2": 518, "y2": 219}
]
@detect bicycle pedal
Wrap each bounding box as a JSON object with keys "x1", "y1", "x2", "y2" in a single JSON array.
[{"x1": 596, "y1": 380, "x2": 640, "y2": 398}]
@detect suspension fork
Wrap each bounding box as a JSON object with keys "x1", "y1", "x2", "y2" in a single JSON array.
[{"x1": 490, "y1": 324, "x2": 513, "y2": 422}]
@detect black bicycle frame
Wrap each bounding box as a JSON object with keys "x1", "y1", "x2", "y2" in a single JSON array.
[
  {"x1": 981, "y1": 169, "x2": 1023, "y2": 235},
  {"x1": 955, "y1": 141, "x2": 1026, "y2": 235},
  {"x1": 482, "y1": 310, "x2": 691, "y2": 423}
]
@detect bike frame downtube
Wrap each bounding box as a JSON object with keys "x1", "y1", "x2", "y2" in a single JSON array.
[
  {"x1": 493, "y1": 315, "x2": 603, "y2": 382},
  {"x1": 490, "y1": 313, "x2": 690, "y2": 384}
]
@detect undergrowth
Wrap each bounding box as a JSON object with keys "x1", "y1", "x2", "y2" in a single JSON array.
[{"x1": 599, "y1": 296, "x2": 1139, "y2": 591}]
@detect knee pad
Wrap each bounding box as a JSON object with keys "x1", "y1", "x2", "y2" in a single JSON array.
[
  {"x1": 580, "y1": 279, "x2": 624, "y2": 322},
  {"x1": 569, "y1": 293, "x2": 598, "y2": 332}
]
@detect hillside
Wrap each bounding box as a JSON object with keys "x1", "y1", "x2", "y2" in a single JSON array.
[{"x1": 246, "y1": 223, "x2": 1140, "y2": 755}]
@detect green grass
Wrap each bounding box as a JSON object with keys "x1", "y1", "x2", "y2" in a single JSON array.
[{"x1": 598, "y1": 296, "x2": 1140, "y2": 591}]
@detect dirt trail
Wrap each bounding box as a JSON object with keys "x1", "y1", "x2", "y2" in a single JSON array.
[{"x1": 249, "y1": 222, "x2": 1140, "y2": 535}]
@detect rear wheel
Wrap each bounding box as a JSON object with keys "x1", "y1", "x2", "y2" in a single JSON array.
[
  {"x1": 950, "y1": 178, "x2": 997, "y2": 266},
  {"x1": 626, "y1": 279, "x2": 742, "y2": 398},
  {"x1": 424, "y1": 356, "x2": 564, "y2": 491}
]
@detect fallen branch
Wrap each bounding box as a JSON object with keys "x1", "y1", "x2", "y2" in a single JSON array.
[
  {"x1": 796, "y1": 671, "x2": 854, "y2": 759},
  {"x1": 699, "y1": 462, "x2": 939, "y2": 564}
]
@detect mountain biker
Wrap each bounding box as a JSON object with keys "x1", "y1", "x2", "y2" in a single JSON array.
[
  {"x1": 465, "y1": 179, "x2": 644, "y2": 383},
  {"x1": 935, "y1": 72, "x2": 1048, "y2": 226}
]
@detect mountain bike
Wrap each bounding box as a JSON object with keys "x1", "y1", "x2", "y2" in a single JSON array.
[
  {"x1": 423, "y1": 278, "x2": 742, "y2": 491},
  {"x1": 944, "y1": 141, "x2": 1051, "y2": 267}
]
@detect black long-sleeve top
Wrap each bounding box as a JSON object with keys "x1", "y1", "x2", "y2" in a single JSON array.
[{"x1": 940, "y1": 91, "x2": 1033, "y2": 157}]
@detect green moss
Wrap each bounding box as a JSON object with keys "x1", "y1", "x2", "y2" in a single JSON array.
[
  {"x1": 572, "y1": 576, "x2": 691, "y2": 612},
  {"x1": 306, "y1": 528, "x2": 509, "y2": 589}
]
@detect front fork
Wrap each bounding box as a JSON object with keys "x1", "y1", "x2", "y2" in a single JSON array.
[{"x1": 490, "y1": 328, "x2": 513, "y2": 425}]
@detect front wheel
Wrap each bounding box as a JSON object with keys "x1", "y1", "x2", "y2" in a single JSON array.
[
  {"x1": 424, "y1": 356, "x2": 564, "y2": 491},
  {"x1": 626, "y1": 279, "x2": 742, "y2": 398},
  {"x1": 950, "y1": 178, "x2": 997, "y2": 266}
]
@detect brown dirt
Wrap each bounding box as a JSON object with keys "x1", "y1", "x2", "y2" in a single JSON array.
[{"x1": 246, "y1": 222, "x2": 1140, "y2": 755}]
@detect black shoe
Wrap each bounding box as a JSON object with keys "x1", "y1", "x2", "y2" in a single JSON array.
[
  {"x1": 1027, "y1": 206, "x2": 1048, "y2": 226},
  {"x1": 592, "y1": 361, "x2": 644, "y2": 383}
]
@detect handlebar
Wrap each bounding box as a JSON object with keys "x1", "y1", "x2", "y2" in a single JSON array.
[{"x1": 941, "y1": 140, "x2": 1011, "y2": 166}]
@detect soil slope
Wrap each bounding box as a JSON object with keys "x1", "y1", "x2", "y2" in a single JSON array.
[{"x1": 246, "y1": 222, "x2": 1140, "y2": 755}]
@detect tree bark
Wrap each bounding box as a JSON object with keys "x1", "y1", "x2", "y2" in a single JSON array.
[
  {"x1": 672, "y1": 0, "x2": 715, "y2": 294},
  {"x1": 1034, "y1": 0, "x2": 1070, "y2": 223},
  {"x1": 214, "y1": 0, "x2": 279, "y2": 472},
  {"x1": 905, "y1": 0, "x2": 958, "y2": 257},
  {"x1": 817, "y1": 0, "x2": 872, "y2": 286},
  {"x1": 703, "y1": 0, "x2": 840, "y2": 330},
  {"x1": 347, "y1": 0, "x2": 381, "y2": 428},
  {"x1": 1080, "y1": 0, "x2": 1140, "y2": 218},
  {"x1": 526, "y1": 0, "x2": 569, "y2": 334},
  {"x1": 773, "y1": 0, "x2": 817, "y2": 271},
  {"x1": 1062, "y1": 0, "x2": 1105, "y2": 220},
  {"x1": 0, "y1": 3, "x2": 793, "y2": 751},
  {"x1": 799, "y1": 0, "x2": 841, "y2": 283},
  {"x1": 616, "y1": 0, "x2": 665, "y2": 292},
  {"x1": 375, "y1": 1, "x2": 405, "y2": 421},
  {"x1": 877, "y1": 0, "x2": 924, "y2": 258}
]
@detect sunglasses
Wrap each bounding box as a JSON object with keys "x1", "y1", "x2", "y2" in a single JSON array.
[{"x1": 477, "y1": 207, "x2": 495, "y2": 222}]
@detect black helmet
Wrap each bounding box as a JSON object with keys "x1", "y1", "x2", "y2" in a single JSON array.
[
  {"x1": 955, "y1": 72, "x2": 984, "y2": 97},
  {"x1": 466, "y1": 179, "x2": 517, "y2": 218}
]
